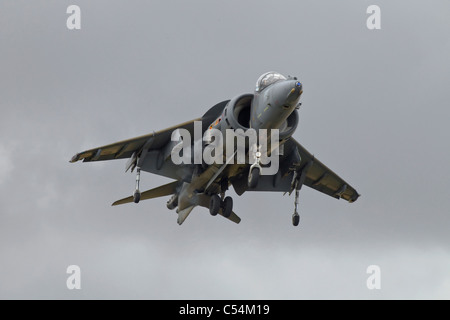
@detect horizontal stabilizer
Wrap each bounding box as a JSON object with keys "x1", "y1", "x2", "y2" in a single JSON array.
[
  {"x1": 220, "y1": 210, "x2": 241, "y2": 224},
  {"x1": 112, "y1": 181, "x2": 179, "y2": 206}
]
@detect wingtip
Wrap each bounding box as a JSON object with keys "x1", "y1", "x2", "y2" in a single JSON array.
[
  {"x1": 349, "y1": 193, "x2": 361, "y2": 203},
  {"x1": 221, "y1": 211, "x2": 241, "y2": 224},
  {"x1": 69, "y1": 154, "x2": 80, "y2": 163}
]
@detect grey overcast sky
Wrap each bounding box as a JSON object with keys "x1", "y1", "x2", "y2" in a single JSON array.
[{"x1": 1, "y1": 0, "x2": 449, "y2": 299}]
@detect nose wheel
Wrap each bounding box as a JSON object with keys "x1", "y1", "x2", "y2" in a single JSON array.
[{"x1": 248, "y1": 166, "x2": 260, "y2": 188}]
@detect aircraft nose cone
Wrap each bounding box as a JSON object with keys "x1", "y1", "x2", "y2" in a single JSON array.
[{"x1": 286, "y1": 81, "x2": 302, "y2": 106}]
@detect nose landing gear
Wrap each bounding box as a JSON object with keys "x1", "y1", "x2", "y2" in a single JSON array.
[
  {"x1": 248, "y1": 145, "x2": 262, "y2": 189},
  {"x1": 248, "y1": 166, "x2": 260, "y2": 189}
]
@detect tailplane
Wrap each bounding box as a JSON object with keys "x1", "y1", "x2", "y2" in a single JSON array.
[{"x1": 112, "y1": 181, "x2": 179, "y2": 206}]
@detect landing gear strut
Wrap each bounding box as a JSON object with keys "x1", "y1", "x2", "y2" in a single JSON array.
[
  {"x1": 133, "y1": 168, "x2": 141, "y2": 203},
  {"x1": 248, "y1": 145, "x2": 262, "y2": 188},
  {"x1": 292, "y1": 188, "x2": 300, "y2": 226}
]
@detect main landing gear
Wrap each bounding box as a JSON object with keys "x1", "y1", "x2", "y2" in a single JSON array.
[{"x1": 209, "y1": 194, "x2": 233, "y2": 218}]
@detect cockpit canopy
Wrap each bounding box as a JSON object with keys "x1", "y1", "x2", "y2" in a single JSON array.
[{"x1": 255, "y1": 72, "x2": 287, "y2": 92}]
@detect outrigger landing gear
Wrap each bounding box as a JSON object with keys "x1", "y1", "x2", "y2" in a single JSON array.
[
  {"x1": 166, "y1": 194, "x2": 178, "y2": 210},
  {"x1": 290, "y1": 161, "x2": 313, "y2": 227},
  {"x1": 133, "y1": 167, "x2": 141, "y2": 203},
  {"x1": 292, "y1": 188, "x2": 300, "y2": 226}
]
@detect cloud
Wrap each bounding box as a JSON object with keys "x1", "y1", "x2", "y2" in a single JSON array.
[
  {"x1": 1, "y1": 237, "x2": 449, "y2": 299},
  {"x1": 0, "y1": 144, "x2": 14, "y2": 185},
  {"x1": 1, "y1": 0, "x2": 450, "y2": 299}
]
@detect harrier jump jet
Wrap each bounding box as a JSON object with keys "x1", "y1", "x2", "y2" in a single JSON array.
[{"x1": 70, "y1": 72, "x2": 359, "y2": 226}]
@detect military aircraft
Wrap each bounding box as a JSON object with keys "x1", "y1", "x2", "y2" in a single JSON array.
[{"x1": 70, "y1": 72, "x2": 359, "y2": 226}]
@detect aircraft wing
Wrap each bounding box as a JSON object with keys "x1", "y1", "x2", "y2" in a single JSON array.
[
  {"x1": 236, "y1": 138, "x2": 360, "y2": 203},
  {"x1": 69, "y1": 118, "x2": 202, "y2": 163},
  {"x1": 290, "y1": 138, "x2": 360, "y2": 203}
]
